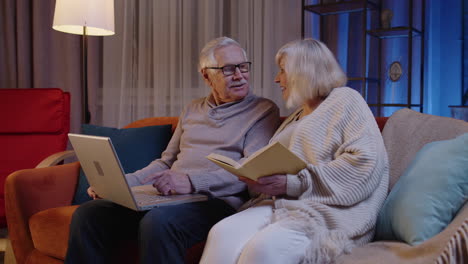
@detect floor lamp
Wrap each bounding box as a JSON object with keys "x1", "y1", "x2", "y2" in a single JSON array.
[{"x1": 52, "y1": 0, "x2": 115, "y2": 124}]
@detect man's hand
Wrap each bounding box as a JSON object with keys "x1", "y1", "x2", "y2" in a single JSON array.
[
  {"x1": 87, "y1": 186, "x2": 102, "y2": 200},
  {"x1": 239, "y1": 174, "x2": 287, "y2": 196},
  {"x1": 143, "y1": 170, "x2": 193, "y2": 195}
]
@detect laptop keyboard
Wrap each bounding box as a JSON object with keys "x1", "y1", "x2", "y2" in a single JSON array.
[
  {"x1": 132, "y1": 185, "x2": 172, "y2": 205},
  {"x1": 130, "y1": 184, "x2": 208, "y2": 208}
]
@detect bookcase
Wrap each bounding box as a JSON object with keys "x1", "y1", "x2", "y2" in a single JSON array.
[{"x1": 302, "y1": 0, "x2": 425, "y2": 117}]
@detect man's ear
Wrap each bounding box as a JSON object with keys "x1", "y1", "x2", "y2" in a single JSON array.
[{"x1": 201, "y1": 69, "x2": 212, "y2": 85}]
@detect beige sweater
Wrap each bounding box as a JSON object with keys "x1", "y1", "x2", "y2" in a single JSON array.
[{"x1": 273, "y1": 87, "x2": 389, "y2": 263}]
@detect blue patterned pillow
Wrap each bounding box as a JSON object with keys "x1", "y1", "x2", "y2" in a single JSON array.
[
  {"x1": 72, "y1": 124, "x2": 172, "y2": 205},
  {"x1": 375, "y1": 133, "x2": 468, "y2": 245}
]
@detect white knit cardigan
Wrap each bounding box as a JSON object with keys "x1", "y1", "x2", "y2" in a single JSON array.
[{"x1": 273, "y1": 87, "x2": 389, "y2": 264}]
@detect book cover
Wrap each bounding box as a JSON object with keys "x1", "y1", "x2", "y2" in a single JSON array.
[{"x1": 206, "y1": 142, "x2": 307, "y2": 181}]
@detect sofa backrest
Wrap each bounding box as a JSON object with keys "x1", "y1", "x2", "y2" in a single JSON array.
[
  {"x1": 124, "y1": 116, "x2": 389, "y2": 132},
  {"x1": 121, "y1": 110, "x2": 468, "y2": 194},
  {"x1": 125, "y1": 116, "x2": 179, "y2": 132},
  {"x1": 382, "y1": 108, "x2": 468, "y2": 190}
]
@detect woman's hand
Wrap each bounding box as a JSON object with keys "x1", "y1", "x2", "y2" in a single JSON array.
[
  {"x1": 87, "y1": 186, "x2": 102, "y2": 200},
  {"x1": 239, "y1": 174, "x2": 287, "y2": 196}
]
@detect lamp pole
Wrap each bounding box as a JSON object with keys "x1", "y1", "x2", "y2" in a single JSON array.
[{"x1": 82, "y1": 26, "x2": 90, "y2": 124}]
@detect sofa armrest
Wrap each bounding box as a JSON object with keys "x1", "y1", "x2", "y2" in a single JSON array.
[
  {"x1": 36, "y1": 150, "x2": 76, "y2": 168},
  {"x1": 386, "y1": 203, "x2": 468, "y2": 262},
  {"x1": 5, "y1": 162, "x2": 80, "y2": 264},
  {"x1": 339, "y1": 203, "x2": 468, "y2": 264},
  {"x1": 418, "y1": 201, "x2": 468, "y2": 262}
]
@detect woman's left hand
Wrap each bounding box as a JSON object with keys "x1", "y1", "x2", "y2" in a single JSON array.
[{"x1": 239, "y1": 174, "x2": 287, "y2": 196}]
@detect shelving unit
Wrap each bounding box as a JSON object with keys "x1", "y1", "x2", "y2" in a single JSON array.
[
  {"x1": 302, "y1": 0, "x2": 425, "y2": 117},
  {"x1": 463, "y1": 0, "x2": 468, "y2": 106}
]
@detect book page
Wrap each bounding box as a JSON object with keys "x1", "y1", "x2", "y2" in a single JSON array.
[
  {"x1": 206, "y1": 153, "x2": 241, "y2": 169},
  {"x1": 240, "y1": 142, "x2": 277, "y2": 165},
  {"x1": 240, "y1": 142, "x2": 306, "y2": 180}
]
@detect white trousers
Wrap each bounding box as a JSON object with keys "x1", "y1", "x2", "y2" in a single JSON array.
[{"x1": 200, "y1": 200, "x2": 310, "y2": 264}]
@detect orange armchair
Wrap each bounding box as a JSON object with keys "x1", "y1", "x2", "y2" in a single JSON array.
[{"x1": 5, "y1": 117, "x2": 178, "y2": 264}]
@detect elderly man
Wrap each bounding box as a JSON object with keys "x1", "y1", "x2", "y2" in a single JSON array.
[{"x1": 65, "y1": 37, "x2": 280, "y2": 264}]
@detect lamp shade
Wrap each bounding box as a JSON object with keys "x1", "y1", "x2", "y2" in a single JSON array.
[{"x1": 53, "y1": 0, "x2": 115, "y2": 36}]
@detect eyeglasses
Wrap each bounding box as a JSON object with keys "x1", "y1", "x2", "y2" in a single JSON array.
[{"x1": 205, "y1": 62, "x2": 252, "y2": 76}]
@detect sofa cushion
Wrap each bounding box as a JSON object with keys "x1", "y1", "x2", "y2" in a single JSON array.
[
  {"x1": 29, "y1": 205, "x2": 79, "y2": 260},
  {"x1": 72, "y1": 124, "x2": 173, "y2": 205},
  {"x1": 375, "y1": 133, "x2": 468, "y2": 245},
  {"x1": 382, "y1": 108, "x2": 468, "y2": 190}
]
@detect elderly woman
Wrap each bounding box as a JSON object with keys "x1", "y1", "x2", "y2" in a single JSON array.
[{"x1": 200, "y1": 38, "x2": 389, "y2": 264}]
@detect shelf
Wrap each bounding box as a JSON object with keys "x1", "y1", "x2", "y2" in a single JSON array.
[
  {"x1": 367, "y1": 103, "x2": 422, "y2": 107},
  {"x1": 367, "y1": 27, "x2": 423, "y2": 39},
  {"x1": 304, "y1": 0, "x2": 378, "y2": 15},
  {"x1": 348, "y1": 77, "x2": 379, "y2": 82}
]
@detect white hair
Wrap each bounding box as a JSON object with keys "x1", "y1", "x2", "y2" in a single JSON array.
[
  {"x1": 275, "y1": 38, "x2": 347, "y2": 109},
  {"x1": 198, "y1": 37, "x2": 247, "y2": 72}
]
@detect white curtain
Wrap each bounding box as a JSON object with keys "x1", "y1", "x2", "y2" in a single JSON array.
[{"x1": 98, "y1": 0, "x2": 301, "y2": 127}]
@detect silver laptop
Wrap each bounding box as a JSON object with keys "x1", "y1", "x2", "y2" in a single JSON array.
[{"x1": 68, "y1": 133, "x2": 208, "y2": 211}]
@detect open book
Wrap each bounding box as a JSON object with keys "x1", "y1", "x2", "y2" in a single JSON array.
[{"x1": 206, "y1": 142, "x2": 307, "y2": 181}]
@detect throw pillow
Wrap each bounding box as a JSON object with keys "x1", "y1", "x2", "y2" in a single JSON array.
[
  {"x1": 72, "y1": 124, "x2": 172, "y2": 205},
  {"x1": 375, "y1": 133, "x2": 468, "y2": 245}
]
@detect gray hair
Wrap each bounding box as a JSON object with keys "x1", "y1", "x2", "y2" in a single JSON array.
[
  {"x1": 275, "y1": 38, "x2": 347, "y2": 108},
  {"x1": 198, "y1": 37, "x2": 247, "y2": 72}
]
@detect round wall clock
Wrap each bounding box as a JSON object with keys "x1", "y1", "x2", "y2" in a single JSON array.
[{"x1": 389, "y1": 61, "x2": 403, "y2": 82}]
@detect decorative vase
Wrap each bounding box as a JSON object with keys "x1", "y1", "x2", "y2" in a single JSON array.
[
  {"x1": 449, "y1": 106, "x2": 468, "y2": 122},
  {"x1": 381, "y1": 9, "x2": 393, "y2": 29}
]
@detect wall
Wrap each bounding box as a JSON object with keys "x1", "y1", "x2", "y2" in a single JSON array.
[{"x1": 425, "y1": 0, "x2": 463, "y2": 117}]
